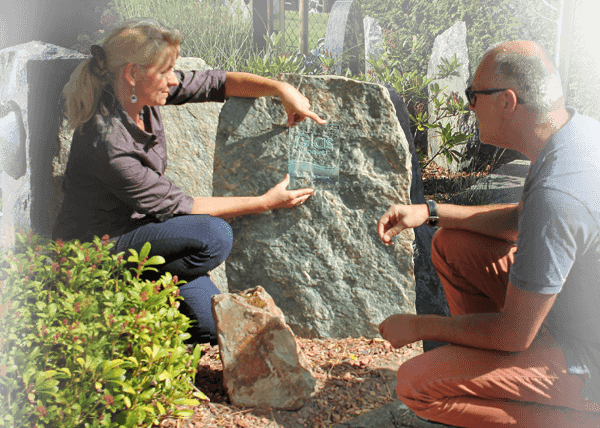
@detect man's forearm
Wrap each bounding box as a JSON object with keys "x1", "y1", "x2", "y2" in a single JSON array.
[
  {"x1": 413, "y1": 312, "x2": 525, "y2": 352},
  {"x1": 435, "y1": 202, "x2": 520, "y2": 242}
]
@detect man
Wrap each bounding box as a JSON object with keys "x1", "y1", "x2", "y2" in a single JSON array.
[{"x1": 377, "y1": 40, "x2": 600, "y2": 427}]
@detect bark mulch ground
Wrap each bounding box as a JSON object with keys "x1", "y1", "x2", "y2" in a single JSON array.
[
  {"x1": 159, "y1": 161, "x2": 491, "y2": 428},
  {"x1": 162, "y1": 339, "x2": 423, "y2": 428}
]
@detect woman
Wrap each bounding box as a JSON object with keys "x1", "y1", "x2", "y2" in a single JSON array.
[{"x1": 53, "y1": 18, "x2": 326, "y2": 345}]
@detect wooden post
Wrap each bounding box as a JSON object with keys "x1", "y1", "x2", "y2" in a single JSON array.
[
  {"x1": 253, "y1": 0, "x2": 268, "y2": 53},
  {"x1": 299, "y1": 0, "x2": 309, "y2": 55},
  {"x1": 280, "y1": 0, "x2": 286, "y2": 53},
  {"x1": 267, "y1": 0, "x2": 273, "y2": 35}
]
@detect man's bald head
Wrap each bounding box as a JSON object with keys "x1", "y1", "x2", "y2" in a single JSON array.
[{"x1": 478, "y1": 41, "x2": 564, "y2": 116}]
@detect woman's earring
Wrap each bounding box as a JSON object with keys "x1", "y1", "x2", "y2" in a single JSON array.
[{"x1": 131, "y1": 85, "x2": 138, "y2": 104}]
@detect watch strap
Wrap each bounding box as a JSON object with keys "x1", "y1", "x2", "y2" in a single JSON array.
[{"x1": 426, "y1": 200, "x2": 439, "y2": 227}]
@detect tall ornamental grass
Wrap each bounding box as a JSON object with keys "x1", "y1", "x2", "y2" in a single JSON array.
[{"x1": 112, "y1": 0, "x2": 253, "y2": 70}]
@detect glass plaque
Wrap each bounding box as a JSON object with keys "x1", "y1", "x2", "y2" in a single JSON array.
[{"x1": 288, "y1": 123, "x2": 341, "y2": 191}]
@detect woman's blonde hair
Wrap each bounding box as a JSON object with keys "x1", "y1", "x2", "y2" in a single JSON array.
[{"x1": 63, "y1": 18, "x2": 184, "y2": 130}]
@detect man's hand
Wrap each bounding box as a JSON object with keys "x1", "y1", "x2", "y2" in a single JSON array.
[
  {"x1": 379, "y1": 313, "x2": 420, "y2": 349},
  {"x1": 377, "y1": 204, "x2": 429, "y2": 245},
  {"x1": 261, "y1": 174, "x2": 314, "y2": 210},
  {"x1": 276, "y1": 82, "x2": 327, "y2": 127}
]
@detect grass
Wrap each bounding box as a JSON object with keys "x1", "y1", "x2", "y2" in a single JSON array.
[
  {"x1": 112, "y1": 1, "x2": 332, "y2": 69},
  {"x1": 112, "y1": 0, "x2": 253, "y2": 70}
]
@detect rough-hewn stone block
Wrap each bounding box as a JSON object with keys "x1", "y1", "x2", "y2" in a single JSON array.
[{"x1": 214, "y1": 73, "x2": 415, "y2": 339}]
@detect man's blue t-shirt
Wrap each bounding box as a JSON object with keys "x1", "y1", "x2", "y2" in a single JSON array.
[{"x1": 509, "y1": 108, "x2": 600, "y2": 402}]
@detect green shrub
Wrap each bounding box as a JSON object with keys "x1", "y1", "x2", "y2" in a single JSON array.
[
  {"x1": 0, "y1": 232, "x2": 204, "y2": 428},
  {"x1": 361, "y1": 0, "x2": 522, "y2": 75}
]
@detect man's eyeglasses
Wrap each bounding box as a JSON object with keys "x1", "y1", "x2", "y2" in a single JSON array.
[{"x1": 465, "y1": 88, "x2": 525, "y2": 107}]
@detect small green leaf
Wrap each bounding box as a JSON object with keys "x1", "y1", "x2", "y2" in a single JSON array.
[
  {"x1": 173, "y1": 409, "x2": 195, "y2": 418},
  {"x1": 193, "y1": 390, "x2": 209, "y2": 401},
  {"x1": 122, "y1": 383, "x2": 136, "y2": 395},
  {"x1": 125, "y1": 356, "x2": 139, "y2": 367},
  {"x1": 139, "y1": 242, "x2": 151, "y2": 261},
  {"x1": 173, "y1": 398, "x2": 201, "y2": 406}
]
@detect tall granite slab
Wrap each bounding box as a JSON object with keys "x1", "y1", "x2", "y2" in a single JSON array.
[
  {"x1": 426, "y1": 21, "x2": 471, "y2": 172},
  {"x1": 213, "y1": 73, "x2": 415, "y2": 339},
  {"x1": 324, "y1": 0, "x2": 352, "y2": 71},
  {"x1": 0, "y1": 42, "x2": 87, "y2": 249},
  {"x1": 364, "y1": 16, "x2": 384, "y2": 76}
]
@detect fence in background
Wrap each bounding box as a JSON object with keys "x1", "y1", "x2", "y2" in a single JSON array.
[{"x1": 254, "y1": 0, "x2": 332, "y2": 55}]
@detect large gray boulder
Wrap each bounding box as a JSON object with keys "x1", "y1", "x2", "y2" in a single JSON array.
[
  {"x1": 426, "y1": 21, "x2": 472, "y2": 172},
  {"x1": 213, "y1": 73, "x2": 415, "y2": 339}
]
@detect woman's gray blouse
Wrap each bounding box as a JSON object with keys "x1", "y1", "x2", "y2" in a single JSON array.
[{"x1": 53, "y1": 69, "x2": 227, "y2": 243}]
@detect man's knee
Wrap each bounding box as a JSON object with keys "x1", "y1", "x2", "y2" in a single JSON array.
[
  {"x1": 396, "y1": 357, "x2": 421, "y2": 402},
  {"x1": 430, "y1": 227, "x2": 453, "y2": 270}
]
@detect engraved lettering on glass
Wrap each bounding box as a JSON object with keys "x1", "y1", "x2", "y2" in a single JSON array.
[{"x1": 288, "y1": 123, "x2": 341, "y2": 191}]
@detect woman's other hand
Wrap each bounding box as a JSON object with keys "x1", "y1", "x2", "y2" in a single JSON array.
[{"x1": 261, "y1": 174, "x2": 314, "y2": 210}]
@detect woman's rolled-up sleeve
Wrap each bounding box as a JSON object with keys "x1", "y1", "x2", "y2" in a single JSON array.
[
  {"x1": 167, "y1": 69, "x2": 227, "y2": 105},
  {"x1": 101, "y1": 150, "x2": 194, "y2": 217}
]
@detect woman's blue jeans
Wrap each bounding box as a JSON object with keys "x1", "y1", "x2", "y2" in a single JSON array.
[{"x1": 114, "y1": 214, "x2": 233, "y2": 345}]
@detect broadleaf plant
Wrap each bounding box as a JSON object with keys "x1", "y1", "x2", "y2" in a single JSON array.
[{"x1": 0, "y1": 231, "x2": 204, "y2": 427}]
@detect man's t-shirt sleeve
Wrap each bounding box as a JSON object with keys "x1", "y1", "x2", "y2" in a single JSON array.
[{"x1": 510, "y1": 189, "x2": 586, "y2": 295}]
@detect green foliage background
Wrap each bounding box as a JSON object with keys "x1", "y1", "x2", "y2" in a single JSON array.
[{"x1": 361, "y1": 0, "x2": 531, "y2": 74}]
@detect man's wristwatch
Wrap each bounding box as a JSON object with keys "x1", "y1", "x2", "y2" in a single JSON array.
[{"x1": 426, "y1": 200, "x2": 439, "y2": 227}]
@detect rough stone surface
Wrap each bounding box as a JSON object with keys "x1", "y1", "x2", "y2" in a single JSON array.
[
  {"x1": 212, "y1": 286, "x2": 316, "y2": 410},
  {"x1": 324, "y1": 0, "x2": 365, "y2": 76},
  {"x1": 386, "y1": 85, "x2": 450, "y2": 352},
  {"x1": 0, "y1": 42, "x2": 87, "y2": 248},
  {"x1": 426, "y1": 21, "x2": 472, "y2": 172},
  {"x1": 213, "y1": 73, "x2": 415, "y2": 339},
  {"x1": 364, "y1": 16, "x2": 384, "y2": 75},
  {"x1": 161, "y1": 57, "x2": 228, "y2": 292}
]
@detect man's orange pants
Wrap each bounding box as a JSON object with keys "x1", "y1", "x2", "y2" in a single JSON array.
[{"x1": 396, "y1": 228, "x2": 600, "y2": 427}]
